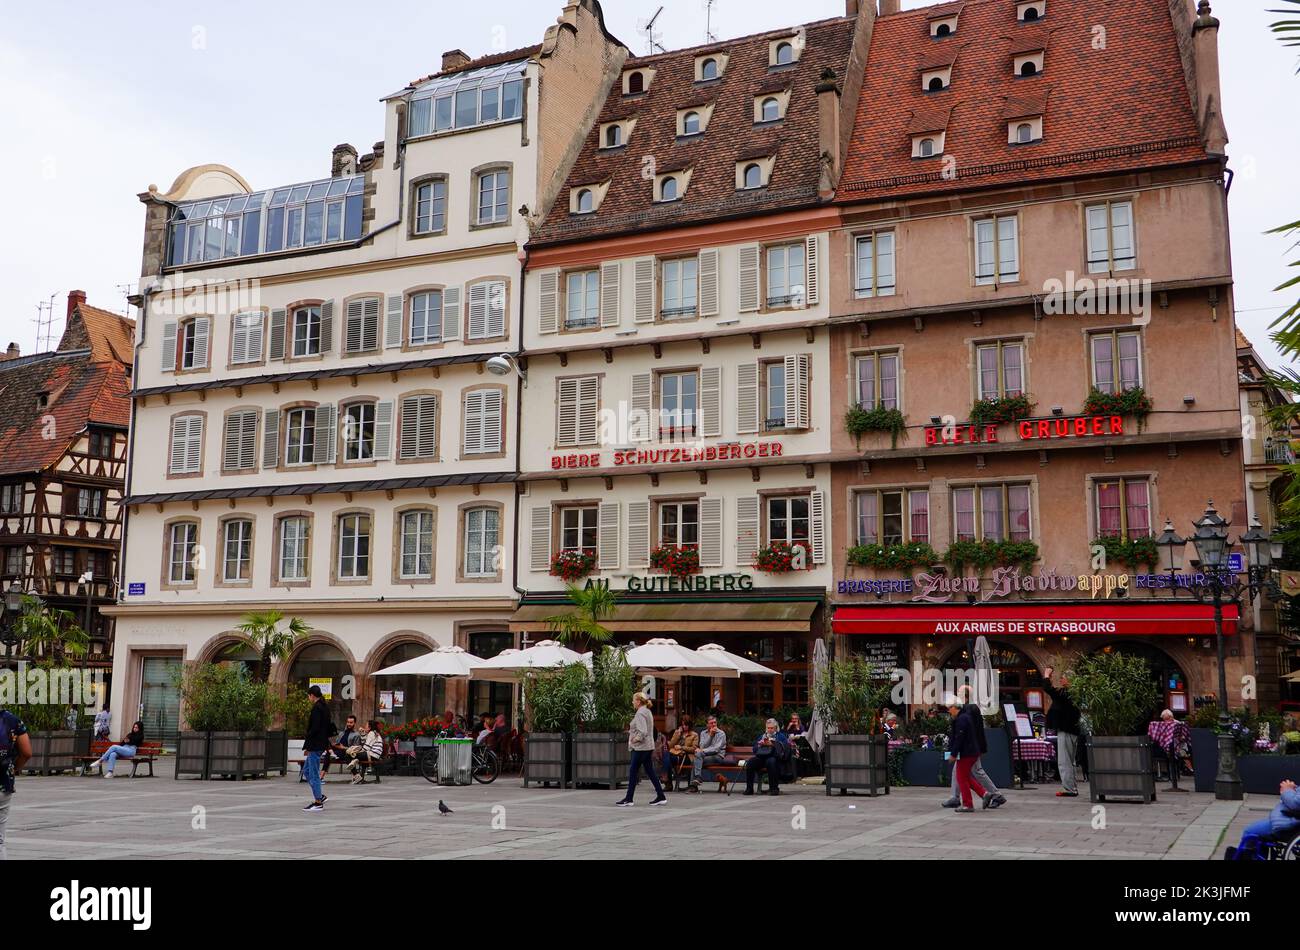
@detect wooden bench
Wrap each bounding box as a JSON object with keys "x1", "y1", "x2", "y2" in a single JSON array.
[
  {"x1": 695, "y1": 745, "x2": 783, "y2": 795},
  {"x1": 290, "y1": 752, "x2": 383, "y2": 784},
  {"x1": 78, "y1": 739, "x2": 163, "y2": 777}
]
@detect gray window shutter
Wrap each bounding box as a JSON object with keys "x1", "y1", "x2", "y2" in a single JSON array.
[
  {"x1": 529, "y1": 506, "x2": 552, "y2": 572},
  {"x1": 160, "y1": 321, "x2": 177, "y2": 371},
  {"x1": 810, "y1": 489, "x2": 826, "y2": 565},
  {"x1": 699, "y1": 497, "x2": 723, "y2": 568},
  {"x1": 698, "y1": 249, "x2": 720, "y2": 317},
  {"x1": 400, "y1": 395, "x2": 439, "y2": 460},
  {"x1": 442, "y1": 286, "x2": 461, "y2": 343},
  {"x1": 626, "y1": 501, "x2": 650, "y2": 568},
  {"x1": 538, "y1": 271, "x2": 559, "y2": 335},
  {"x1": 736, "y1": 496, "x2": 760, "y2": 567},
  {"x1": 738, "y1": 244, "x2": 760, "y2": 313},
  {"x1": 630, "y1": 372, "x2": 653, "y2": 442},
  {"x1": 600, "y1": 262, "x2": 621, "y2": 328},
  {"x1": 385, "y1": 295, "x2": 404, "y2": 349},
  {"x1": 262, "y1": 409, "x2": 280, "y2": 469},
  {"x1": 633, "y1": 257, "x2": 656, "y2": 323},
  {"x1": 373, "y1": 400, "x2": 394, "y2": 460},
  {"x1": 314, "y1": 403, "x2": 337, "y2": 464},
  {"x1": 700, "y1": 366, "x2": 722, "y2": 438},
  {"x1": 736, "y1": 362, "x2": 760, "y2": 434},
  {"x1": 269, "y1": 309, "x2": 286, "y2": 361},
  {"x1": 598, "y1": 502, "x2": 620, "y2": 571},
  {"x1": 319, "y1": 301, "x2": 334, "y2": 354}
]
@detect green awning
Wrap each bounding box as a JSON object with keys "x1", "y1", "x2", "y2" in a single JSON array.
[{"x1": 509, "y1": 600, "x2": 817, "y2": 633}]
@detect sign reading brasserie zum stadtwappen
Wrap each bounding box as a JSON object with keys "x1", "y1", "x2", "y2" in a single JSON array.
[{"x1": 585, "y1": 574, "x2": 755, "y2": 593}]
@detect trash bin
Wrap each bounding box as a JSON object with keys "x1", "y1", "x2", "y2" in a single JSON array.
[{"x1": 437, "y1": 738, "x2": 473, "y2": 786}]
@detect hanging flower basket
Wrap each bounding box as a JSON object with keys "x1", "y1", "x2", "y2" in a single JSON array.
[
  {"x1": 550, "y1": 549, "x2": 597, "y2": 581},
  {"x1": 754, "y1": 541, "x2": 811, "y2": 573},
  {"x1": 649, "y1": 545, "x2": 701, "y2": 578}
]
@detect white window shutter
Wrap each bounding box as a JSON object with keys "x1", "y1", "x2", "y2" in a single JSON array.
[
  {"x1": 169, "y1": 418, "x2": 186, "y2": 473},
  {"x1": 810, "y1": 489, "x2": 826, "y2": 565},
  {"x1": 598, "y1": 502, "x2": 621, "y2": 571},
  {"x1": 737, "y1": 244, "x2": 760, "y2": 313},
  {"x1": 241, "y1": 411, "x2": 258, "y2": 469},
  {"x1": 463, "y1": 391, "x2": 483, "y2": 455},
  {"x1": 538, "y1": 271, "x2": 559, "y2": 335},
  {"x1": 269, "y1": 310, "x2": 286, "y2": 361},
  {"x1": 442, "y1": 286, "x2": 461, "y2": 342},
  {"x1": 263, "y1": 409, "x2": 281, "y2": 469},
  {"x1": 161, "y1": 321, "x2": 177, "y2": 371},
  {"x1": 385, "y1": 295, "x2": 403, "y2": 349},
  {"x1": 319, "y1": 301, "x2": 334, "y2": 353},
  {"x1": 804, "y1": 234, "x2": 820, "y2": 306},
  {"x1": 784, "y1": 353, "x2": 810, "y2": 429},
  {"x1": 633, "y1": 257, "x2": 656, "y2": 323},
  {"x1": 223, "y1": 413, "x2": 242, "y2": 470},
  {"x1": 736, "y1": 496, "x2": 760, "y2": 567},
  {"x1": 698, "y1": 248, "x2": 720, "y2": 317},
  {"x1": 418, "y1": 395, "x2": 438, "y2": 458},
  {"x1": 487, "y1": 281, "x2": 506, "y2": 338},
  {"x1": 600, "y1": 262, "x2": 622, "y2": 328},
  {"x1": 373, "y1": 400, "x2": 394, "y2": 460},
  {"x1": 529, "y1": 506, "x2": 552, "y2": 572},
  {"x1": 345, "y1": 300, "x2": 364, "y2": 353},
  {"x1": 700, "y1": 366, "x2": 722, "y2": 438},
  {"x1": 314, "y1": 403, "x2": 337, "y2": 464},
  {"x1": 556, "y1": 378, "x2": 579, "y2": 447},
  {"x1": 736, "y1": 362, "x2": 760, "y2": 434},
  {"x1": 192, "y1": 317, "x2": 210, "y2": 368},
  {"x1": 699, "y1": 497, "x2": 723, "y2": 568},
  {"x1": 184, "y1": 417, "x2": 202, "y2": 473},
  {"x1": 468, "y1": 283, "x2": 489, "y2": 340},
  {"x1": 630, "y1": 373, "x2": 653, "y2": 442},
  {"x1": 363, "y1": 297, "x2": 380, "y2": 351},
  {"x1": 482, "y1": 390, "x2": 503, "y2": 453},
  {"x1": 577, "y1": 375, "x2": 599, "y2": 445},
  {"x1": 626, "y1": 501, "x2": 650, "y2": 568},
  {"x1": 230, "y1": 316, "x2": 248, "y2": 365},
  {"x1": 246, "y1": 314, "x2": 264, "y2": 362}
]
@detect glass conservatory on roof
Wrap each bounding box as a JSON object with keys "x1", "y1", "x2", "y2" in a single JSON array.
[{"x1": 406, "y1": 59, "x2": 526, "y2": 138}]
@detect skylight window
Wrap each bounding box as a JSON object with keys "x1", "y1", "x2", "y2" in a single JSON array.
[{"x1": 407, "y1": 59, "x2": 525, "y2": 137}]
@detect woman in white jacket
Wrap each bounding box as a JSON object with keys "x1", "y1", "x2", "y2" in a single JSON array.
[{"x1": 616, "y1": 693, "x2": 666, "y2": 807}]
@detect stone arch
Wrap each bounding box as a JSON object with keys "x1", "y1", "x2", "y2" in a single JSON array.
[
  {"x1": 195, "y1": 631, "x2": 259, "y2": 665},
  {"x1": 363, "y1": 631, "x2": 442, "y2": 724}
]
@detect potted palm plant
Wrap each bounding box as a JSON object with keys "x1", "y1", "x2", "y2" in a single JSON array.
[
  {"x1": 520, "y1": 663, "x2": 588, "y2": 788},
  {"x1": 1068, "y1": 651, "x2": 1160, "y2": 803},
  {"x1": 815, "y1": 656, "x2": 895, "y2": 796},
  {"x1": 573, "y1": 648, "x2": 636, "y2": 788},
  {"x1": 175, "y1": 662, "x2": 277, "y2": 780},
  {"x1": 236, "y1": 610, "x2": 309, "y2": 773},
  {"x1": 13, "y1": 596, "x2": 92, "y2": 774}
]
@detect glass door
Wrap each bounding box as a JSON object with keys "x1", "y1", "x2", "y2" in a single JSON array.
[{"x1": 139, "y1": 655, "x2": 182, "y2": 749}]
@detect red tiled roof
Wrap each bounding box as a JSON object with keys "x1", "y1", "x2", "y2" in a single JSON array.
[
  {"x1": 533, "y1": 16, "x2": 856, "y2": 245},
  {"x1": 59, "y1": 304, "x2": 135, "y2": 366},
  {"x1": 838, "y1": 0, "x2": 1209, "y2": 201}
]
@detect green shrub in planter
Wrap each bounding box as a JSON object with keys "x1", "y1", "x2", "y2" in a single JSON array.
[
  {"x1": 1068, "y1": 652, "x2": 1160, "y2": 803},
  {"x1": 846, "y1": 542, "x2": 939, "y2": 571},
  {"x1": 521, "y1": 663, "x2": 588, "y2": 734},
  {"x1": 845, "y1": 405, "x2": 907, "y2": 449},
  {"x1": 177, "y1": 663, "x2": 274, "y2": 731}
]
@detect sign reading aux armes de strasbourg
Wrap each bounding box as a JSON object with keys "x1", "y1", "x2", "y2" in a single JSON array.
[
  {"x1": 552, "y1": 441, "x2": 786, "y2": 470},
  {"x1": 924, "y1": 415, "x2": 1126, "y2": 446}
]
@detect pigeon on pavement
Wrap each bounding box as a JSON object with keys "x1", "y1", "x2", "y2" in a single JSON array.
[{"x1": 438, "y1": 800, "x2": 453, "y2": 815}]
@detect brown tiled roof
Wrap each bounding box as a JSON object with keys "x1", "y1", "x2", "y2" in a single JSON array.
[
  {"x1": 908, "y1": 104, "x2": 953, "y2": 134},
  {"x1": 59, "y1": 304, "x2": 135, "y2": 366},
  {"x1": 406, "y1": 45, "x2": 542, "y2": 87},
  {"x1": 838, "y1": 0, "x2": 1209, "y2": 201},
  {"x1": 533, "y1": 16, "x2": 856, "y2": 246},
  {"x1": 1236, "y1": 328, "x2": 1252, "y2": 351}
]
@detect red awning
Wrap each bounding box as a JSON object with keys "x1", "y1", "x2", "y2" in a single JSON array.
[{"x1": 832, "y1": 602, "x2": 1239, "y2": 637}]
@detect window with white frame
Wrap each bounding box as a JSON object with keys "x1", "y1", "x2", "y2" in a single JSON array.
[
  {"x1": 975, "y1": 340, "x2": 1025, "y2": 400},
  {"x1": 337, "y1": 513, "x2": 371, "y2": 580},
  {"x1": 763, "y1": 361, "x2": 786, "y2": 430},
  {"x1": 766, "y1": 243, "x2": 805, "y2": 307},
  {"x1": 278, "y1": 516, "x2": 310, "y2": 581},
  {"x1": 291, "y1": 305, "x2": 322, "y2": 357},
  {"x1": 659, "y1": 371, "x2": 698, "y2": 435},
  {"x1": 1085, "y1": 200, "x2": 1135, "y2": 273},
  {"x1": 1095, "y1": 477, "x2": 1151, "y2": 539},
  {"x1": 230, "y1": 312, "x2": 264, "y2": 364},
  {"x1": 413, "y1": 179, "x2": 448, "y2": 235},
  {"x1": 0, "y1": 484, "x2": 21, "y2": 514},
  {"x1": 855, "y1": 351, "x2": 900, "y2": 410},
  {"x1": 169, "y1": 415, "x2": 203, "y2": 475},
  {"x1": 222, "y1": 519, "x2": 253, "y2": 582},
  {"x1": 409, "y1": 291, "x2": 443, "y2": 345},
  {"x1": 566, "y1": 271, "x2": 599, "y2": 330},
  {"x1": 399, "y1": 510, "x2": 434, "y2": 579},
  {"x1": 759, "y1": 96, "x2": 781, "y2": 122},
  {"x1": 854, "y1": 232, "x2": 896, "y2": 297},
  {"x1": 407, "y1": 61, "x2": 523, "y2": 137},
  {"x1": 952, "y1": 484, "x2": 1032, "y2": 542},
  {"x1": 767, "y1": 495, "x2": 810, "y2": 546},
  {"x1": 659, "y1": 501, "x2": 699, "y2": 548},
  {"x1": 285, "y1": 408, "x2": 316, "y2": 466},
  {"x1": 560, "y1": 506, "x2": 598, "y2": 556},
  {"x1": 70, "y1": 487, "x2": 105, "y2": 519},
  {"x1": 463, "y1": 390, "x2": 503, "y2": 455},
  {"x1": 974, "y1": 215, "x2": 1020, "y2": 285},
  {"x1": 857, "y1": 489, "x2": 929, "y2": 546},
  {"x1": 464, "y1": 506, "x2": 500, "y2": 577},
  {"x1": 661, "y1": 258, "x2": 698, "y2": 318},
  {"x1": 476, "y1": 169, "x2": 510, "y2": 225},
  {"x1": 177, "y1": 318, "x2": 210, "y2": 370},
  {"x1": 342, "y1": 403, "x2": 376, "y2": 461},
  {"x1": 1090, "y1": 330, "x2": 1142, "y2": 394},
  {"x1": 168, "y1": 522, "x2": 198, "y2": 584}
]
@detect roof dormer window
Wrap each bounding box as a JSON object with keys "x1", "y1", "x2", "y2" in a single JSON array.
[
  {"x1": 570, "y1": 182, "x2": 609, "y2": 214},
  {"x1": 922, "y1": 67, "x2": 951, "y2": 92},
  {"x1": 683, "y1": 111, "x2": 701, "y2": 135},
  {"x1": 911, "y1": 133, "x2": 945, "y2": 158},
  {"x1": 576, "y1": 189, "x2": 593, "y2": 213},
  {"x1": 736, "y1": 158, "x2": 774, "y2": 191},
  {"x1": 654, "y1": 170, "x2": 691, "y2": 203},
  {"x1": 696, "y1": 54, "x2": 728, "y2": 82},
  {"x1": 605, "y1": 125, "x2": 622, "y2": 148},
  {"x1": 1017, "y1": 1, "x2": 1045, "y2": 22},
  {"x1": 599, "y1": 119, "x2": 635, "y2": 150},
  {"x1": 623, "y1": 68, "x2": 656, "y2": 96},
  {"x1": 1015, "y1": 52, "x2": 1044, "y2": 77},
  {"x1": 676, "y1": 104, "x2": 714, "y2": 138},
  {"x1": 930, "y1": 16, "x2": 958, "y2": 37},
  {"x1": 660, "y1": 177, "x2": 679, "y2": 202},
  {"x1": 770, "y1": 38, "x2": 799, "y2": 67},
  {"x1": 754, "y1": 91, "x2": 789, "y2": 124},
  {"x1": 1008, "y1": 117, "x2": 1043, "y2": 144}
]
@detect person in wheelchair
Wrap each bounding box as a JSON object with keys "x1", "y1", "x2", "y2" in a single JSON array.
[{"x1": 1225, "y1": 778, "x2": 1300, "y2": 859}]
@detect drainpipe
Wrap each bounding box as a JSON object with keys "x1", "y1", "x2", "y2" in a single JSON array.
[{"x1": 512, "y1": 245, "x2": 529, "y2": 613}]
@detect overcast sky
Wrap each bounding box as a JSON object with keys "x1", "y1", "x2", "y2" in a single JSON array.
[{"x1": 1, "y1": 0, "x2": 1294, "y2": 369}]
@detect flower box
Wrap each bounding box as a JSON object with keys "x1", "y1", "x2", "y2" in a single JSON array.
[
  {"x1": 754, "y1": 541, "x2": 811, "y2": 573},
  {"x1": 649, "y1": 545, "x2": 700, "y2": 579},
  {"x1": 550, "y1": 549, "x2": 597, "y2": 582}
]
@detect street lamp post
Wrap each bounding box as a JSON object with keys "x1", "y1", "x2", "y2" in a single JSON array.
[
  {"x1": 0, "y1": 582, "x2": 24, "y2": 662},
  {"x1": 1158, "y1": 502, "x2": 1283, "y2": 801}
]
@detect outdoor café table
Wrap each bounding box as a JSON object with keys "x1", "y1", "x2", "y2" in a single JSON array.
[
  {"x1": 1147, "y1": 720, "x2": 1191, "y2": 789},
  {"x1": 1012, "y1": 737, "x2": 1054, "y2": 785}
]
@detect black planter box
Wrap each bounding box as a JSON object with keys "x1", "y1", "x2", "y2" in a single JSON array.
[
  {"x1": 1238, "y1": 754, "x2": 1300, "y2": 794},
  {"x1": 901, "y1": 748, "x2": 950, "y2": 787},
  {"x1": 1190, "y1": 727, "x2": 1217, "y2": 793},
  {"x1": 174, "y1": 732, "x2": 210, "y2": 779},
  {"x1": 824, "y1": 734, "x2": 890, "y2": 796},
  {"x1": 264, "y1": 730, "x2": 288, "y2": 775},
  {"x1": 1087, "y1": 735, "x2": 1155, "y2": 803},
  {"x1": 25, "y1": 729, "x2": 90, "y2": 775},
  {"x1": 523, "y1": 732, "x2": 571, "y2": 788},
  {"x1": 572, "y1": 732, "x2": 630, "y2": 788},
  {"x1": 981, "y1": 729, "x2": 1013, "y2": 790},
  {"x1": 208, "y1": 731, "x2": 269, "y2": 780}
]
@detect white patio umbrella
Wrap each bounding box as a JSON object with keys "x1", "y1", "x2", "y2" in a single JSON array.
[
  {"x1": 372, "y1": 645, "x2": 484, "y2": 678},
  {"x1": 622, "y1": 639, "x2": 739, "y2": 677},
  {"x1": 972, "y1": 635, "x2": 996, "y2": 712},
  {"x1": 807, "y1": 638, "x2": 829, "y2": 752},
  {"x1": 696, "y1": 643, "x2": 779, "y2": 676},
  {"x1": 471, "y1": 640, "x2": 589, "y2": 683}
]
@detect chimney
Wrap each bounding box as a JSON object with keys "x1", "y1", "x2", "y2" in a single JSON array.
[
  {"x1": 441, "y1": 49, "x2": 471, "y2": 72},
  {"x1": 66, "y1": 289, "x2": 86, "y2": 321},
  {"x1": 331, "y1": 143, "x2": 358, "y2": 178},
  {"x1": 817, "y1": 69, "x2": 842, "y2": 198},
  {"x1": 878, "y1": 0, "x2": 899, "y2": 14},
  {"x1": 1192, "y1": 1, "x2": 1228, "y2": 156},
  {"x1": 0, "y1": 343, "x2": 19, "y2": 361},
  {"x1": 846, "y1": 0, "x2": 859, "y2": 15}
]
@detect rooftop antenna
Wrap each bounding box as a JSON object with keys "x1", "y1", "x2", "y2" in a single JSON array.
[
  {"x1": 703, "y1": 0, "x2": 718, "y2": 44},
  {"x1": 638, "y1": 5, "x2": 666, "y2": 55},
  {"x1": 33, "y1": 293, "x2": 57, "y2": 353},
  {"x1": 116, "y1": 282, "x2": 135, "y2": 317}
]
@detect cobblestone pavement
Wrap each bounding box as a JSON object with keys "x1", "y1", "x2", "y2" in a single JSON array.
[{"x1": 8, "y1": 762, "x2": 1249, "y2": 860}]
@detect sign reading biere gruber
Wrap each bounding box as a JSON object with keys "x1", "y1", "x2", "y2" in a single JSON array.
[{"x1": 922, "y1": 415, "x2": 1124, "y2": 447}]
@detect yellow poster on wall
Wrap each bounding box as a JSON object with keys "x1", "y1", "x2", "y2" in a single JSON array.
[{"x1": 309, "y1": 677, "x2": 333, "y2": 700}]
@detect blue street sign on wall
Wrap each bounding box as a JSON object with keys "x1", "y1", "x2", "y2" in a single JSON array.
[
  {"x1": 128, "y1": 582, "x2": 146, "y2": 596},
  {"x1": 1228, "y1": 553, "x2": 1244, "y2": 573}
]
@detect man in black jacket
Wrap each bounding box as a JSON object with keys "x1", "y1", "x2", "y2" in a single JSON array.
[
  {"x1": 941, "y1": 684, "x2": 1007, "y2": 809},
  {"x1": 302, "y1": 686, "x2": 331, "y2": 811},
  {"x1": 1042, "y1": 666, "x2": 1081, "y2": 797}
]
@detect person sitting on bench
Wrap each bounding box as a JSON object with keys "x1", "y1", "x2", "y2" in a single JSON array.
[
  {"x1": 324, "y1": 715, "x2": 361, "y2": 776},
  {"x1": 349, "y1": 721, "x2": 384, "y2": 783},
  {"x1": 689, "y1": 716, "x2": 727, "y2": 791},
  {"x1": 744, "y1": 719, "x2": 788, "y2": 797},
  {"x1": 93, "y1": 721, "x2": 144, "y2": 778}
]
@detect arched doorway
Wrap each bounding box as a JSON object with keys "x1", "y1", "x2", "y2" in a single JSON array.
[
  {"x1": 211, "y1": 640, "x2": 259, "y2": 678},
  {"x1": 939, "y1": 640, "x2": 1043, "y2": 709},
  {"x1": 374, "y1": 641, "x2": 439, "y2": 726},
  {"x1": 1094, "y1": 641, "x2": 1188, "y2": 720},
  {"x1": 288, "y1": 643, "x2": 353, "y2": 725}
]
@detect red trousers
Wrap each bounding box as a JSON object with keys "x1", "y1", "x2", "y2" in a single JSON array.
[{"x1": 955, "y1": 756, "x2": 986, "y2": 807}]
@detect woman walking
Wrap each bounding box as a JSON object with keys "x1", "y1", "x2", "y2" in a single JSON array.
[
  {"x1": 94, "y1": 721, "x2": 144, "y2": 778},
  {"x1": 946, "y1": 695, "x2": 994, "y2": 813},
  {"x1": 616, "y1": 693, "x2": 666, "y2": 807}
]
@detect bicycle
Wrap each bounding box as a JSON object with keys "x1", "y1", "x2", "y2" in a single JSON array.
[{"x1": 419, "y1": 744, "x2": 500, "y2": 785}]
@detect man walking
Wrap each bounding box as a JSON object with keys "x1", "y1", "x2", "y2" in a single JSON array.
[
  {"x1": 1042, "y1": 666, "x2": 1081, "y2": 797},
  {"x1": 302, "y1": 685, "x2": 330, "y2": 811},
  {"x1": 0, "y1": 706, "x2": 32, "y2": 859},
  {"x1": 941, "y1": 684, "x2": 1006, "y2": 809}
]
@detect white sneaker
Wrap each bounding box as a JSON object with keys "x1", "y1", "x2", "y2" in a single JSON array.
[{"x1": 103, "y1": 771, "x2": 113, "y2": 779}]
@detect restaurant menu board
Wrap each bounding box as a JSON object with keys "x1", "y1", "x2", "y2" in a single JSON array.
[
  {"x1": 857, "y1": 639, "x2": 906, "y2": 679},
  {"x1": 1014, "y1": 713, "x2": 1034, "y2": 738}
]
